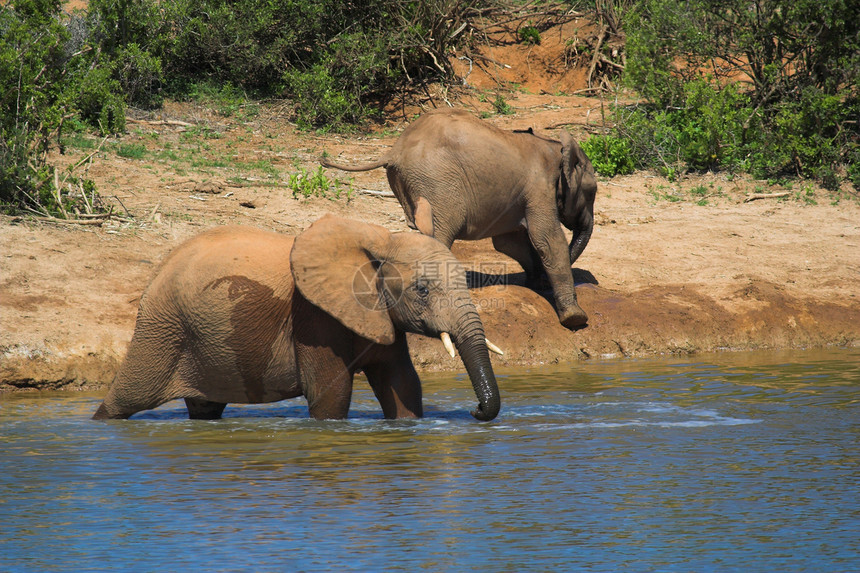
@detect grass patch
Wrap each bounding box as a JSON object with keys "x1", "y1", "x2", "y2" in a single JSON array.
[
  {"x1": 61, "y1": 133, "x2": 100, "y2": 151},
  {"x1": 289, "y1": 165, "x2": 352, "y2": 200},
  {"x1": 115, "y1": 143, "x2": 148, "y2": 159}
]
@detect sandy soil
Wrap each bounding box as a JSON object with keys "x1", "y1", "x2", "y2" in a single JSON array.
[{"x1": 2, "y1": 18, "x2": 859, "y2": 392}]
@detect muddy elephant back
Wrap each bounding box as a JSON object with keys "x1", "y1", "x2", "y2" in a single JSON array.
[
  {"x1": 164, "y1": 227, "x2": 298, "y2": 404},
  {"x1": 155, "y1": 227, "x2": 295, "y2": 301}
]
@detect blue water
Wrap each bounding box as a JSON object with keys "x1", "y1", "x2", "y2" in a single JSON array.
[{"x1": 1, "y1": 349, "x2": 858, "y2": 572}]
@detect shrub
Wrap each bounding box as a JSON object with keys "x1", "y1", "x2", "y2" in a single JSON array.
[
  {"x1": 74, "y1": 66, "x2": 126, "y2": 134},
  {"x1": 847, "y1": 149, "x2": 860, "y2": 191},
  {"x1": 1, "y1": 0, "x2": 73, "y2": 213},
  {"x1": 0, "y1": 0, "x2": 127, "y2": 216},
  {"x1": 111, "y1": 43, "x2": 164, "y2": 109},
  {"x1": 623, "y1": 0, "x2": 859, "y2": 186},
  {"x1": 581, "y1": 135, "x2": 634, "y2": 177},
  {"x1": 283, "y1": 30, "x2": 394, "y2": 130},
  {"x1": 89, "y1": 0, "x2": 490, "y2": 129},
  {"x1": 518, "y1": 25, "x2": 541, "y2": 45},
  {"x1": 746, "y1": 88, "x2": 853, "y2": 188},
  {"x1": 283, "y1": 65, "x2": 363, "y2": 131},
  {"x1": 672, "y1": 81, "x2": 749, "y2": 171}
]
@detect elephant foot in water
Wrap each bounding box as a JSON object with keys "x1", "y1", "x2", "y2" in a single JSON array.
[{"x1": 185, "y1": 398, "x2": 227, "y2": 420}]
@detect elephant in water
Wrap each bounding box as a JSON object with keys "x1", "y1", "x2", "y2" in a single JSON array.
[
  {"x1": 321, "y1": 108, "x2": 597, "y2": 330},
  {"x1": 93, "y1": 214, "x2": 501, "y2": 421}
]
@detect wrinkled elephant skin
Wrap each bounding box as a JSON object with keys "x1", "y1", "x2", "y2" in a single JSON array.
[
  {"x1": 322, "y1": 108, "x2": 597, "y2": 329},
  {"x1": 92, "y1": 214, "x2": 500, "y2": 421}
]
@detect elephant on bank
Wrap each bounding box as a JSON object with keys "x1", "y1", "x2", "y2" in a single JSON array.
[
  {"x1": 93, "y1": 214, "x2": 501, "y2": 421},
  {"x1": 321, "y1": 108, "x2": 598, "y2": 330}
]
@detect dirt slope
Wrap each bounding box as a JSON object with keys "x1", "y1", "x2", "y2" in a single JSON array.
[{"x1": 2, "y1": 19, "x2": 859, "y2": 392}]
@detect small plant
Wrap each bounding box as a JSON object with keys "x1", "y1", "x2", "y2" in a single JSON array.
[
  {"x1": 647, "y1": 184, "x2": 683, "y2": 203},
  {"x1": 847, "y1": 150, "x2": 860, "y2": 190},
  {"x1": 492, "y1": 94, "x2": 514, "y2": 116},
  {"x1": 688, "y1": 183, "x2": 715, "y2": 205},
  {"x1": 289, "y1": 166, "x2": 352, "y2": 200},
  {"x1": 518, "y1": 25, "x2": 541, "y2": 45},
  {"x1": 797, "y1": 184, "x2": 818, "y2": 205}
]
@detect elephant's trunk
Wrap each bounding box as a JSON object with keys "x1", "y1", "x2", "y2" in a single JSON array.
[
  {"x1": 452, "y1": 311, "x2": 501, "y2": 421},
  {"x1": 566, "y1": 204, "x2": 594, "y2": 265}
]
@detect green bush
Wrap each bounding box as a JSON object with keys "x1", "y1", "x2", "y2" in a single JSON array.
[
  {"x1": 672, "y1": 81, "x2": 749, "y2": 171},
  {"x1": 615, "y1": 80, "x2": 750, "y2": 174},
  {"x1": 615, "y1": 82, "x2": 856, "y2": 188},
  {"x1": 1, "y1": 0, "x2": 73, "y2": 213},
  {"x1": 157, "y1": 0, "x2": 306, "y2": 92},
  {"x1": 746, "y1": 88, "x2": 853, "y2": 188},
  {"x1": 580, "y1": 135, "x2": 635, "y2": 177},
  {"x1": 847, "y1": 149, "x2": 860, "y2": 191},
  {"x1": 111, "y1": 43, "x2": 163, "y2": 109},
  {"x1": 86, "y1": 0, "x2": 488, "y2": 130},
  {"x1": 518, "y1": 26, "x2": 541, "y2": 45},
  {"x1": 623, "y1": 0, "x2": 859, "y2": 187},
  {"x1": 75, "y1": 66, "x2": 126, "y2": 134},
  {"x1": 86, "y1": 0, "x2": 164, "y2": 57},
  {"x1": 283, "y1": 65, "x2": 362, "y2": 131},
  {"x1": 283, "y1": 31, "x2": 394, "y2": 130},
  {"x1": 0, "y1": 0, "x2": 130, "y2": 216}
]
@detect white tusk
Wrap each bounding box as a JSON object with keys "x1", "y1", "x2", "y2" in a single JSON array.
[
  {"x1": 486, "y1": 338, "x2": 505, "y2": 356},
  {"x1": 440, "y1": 332, "x2": 456, "y2": 358}
]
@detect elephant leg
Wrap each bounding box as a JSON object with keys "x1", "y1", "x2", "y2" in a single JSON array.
[
  {"x1": 526, "y1": 214, "x2": 588, "y2": 329},
  {"x1": 361, "y1": 334, "x2": 423, "y2": 419},
  {"x1": 93, "y1": 329, "x2": 184, "y2": 420},
  {"x1": 296, "y1": 343, "x2": 355, "y2": 419},
  {"x1": 304, "y1": 373, "x2": 354, "y2": 420},
  {"x1": 185, "y1": 398, "x2": 227, "y2": 420},
  {"x1": 492, "y1": 228, "x2": 548, "y2": 289},
  {"x1": 292, "y1": 295, "x2": 359, "y2": 420}
]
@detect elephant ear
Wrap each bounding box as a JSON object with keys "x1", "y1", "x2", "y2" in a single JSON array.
[
  {"x1": 290, "y1": 214, "x2": 396, "y2": 345},
  {"x1": 558, "y1": 130, "x2": 598, "y2": 221}
]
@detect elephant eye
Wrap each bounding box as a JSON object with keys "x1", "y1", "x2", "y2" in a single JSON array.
[{"x1": 415, "y1": 281, "x2": 430, "y2": 298}]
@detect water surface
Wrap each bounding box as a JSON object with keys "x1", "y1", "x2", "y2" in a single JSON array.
[{"x1": 2, "y1": 349, "x2": 858, "y2": 571}]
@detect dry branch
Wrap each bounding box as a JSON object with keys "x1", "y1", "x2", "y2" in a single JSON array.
[
  {"x1": 744, "y1": 192, "x2": 790, "y2": 203},
  {"x1": 587, "y1": 26, "x2": 608, "y2": 88},
  {"x1": 358, "y1": 189, "x2": 396, "y2": 198},
  {"x1": 32, "y1": 215, "x2": 105, "y2": 226},
  {"x1": 126, "y1": 118, "x2": 193, "y2": 128}
]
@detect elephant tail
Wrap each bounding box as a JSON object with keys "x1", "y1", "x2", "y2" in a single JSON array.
[{"x1": 320, "y1": 154, "x2": 389, "y2": 172}]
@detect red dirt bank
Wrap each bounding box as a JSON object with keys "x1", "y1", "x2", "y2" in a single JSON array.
[
  {"x1": 2, "y1": 15, "x2": 859, "y2": 391},
  {"x1": 2, "y1": 106, "x2": 858, "y2": 391}
]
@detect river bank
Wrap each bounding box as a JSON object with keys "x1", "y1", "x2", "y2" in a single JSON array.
[{"x1": 2, "y1": 95, "x2": 858, "y2": 391}]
